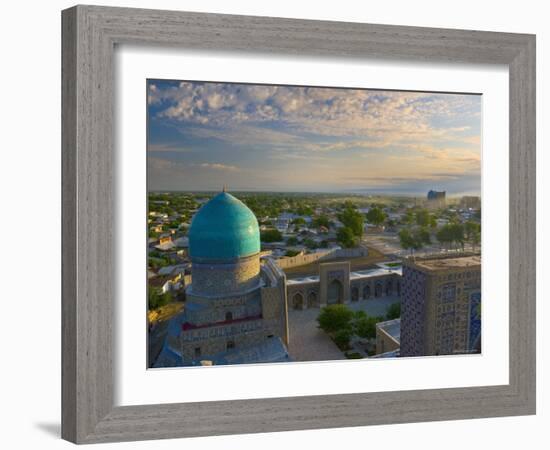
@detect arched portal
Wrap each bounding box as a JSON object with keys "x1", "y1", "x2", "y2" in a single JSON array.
[
  {"x1": 307, "y1": 291, "x2": 319, "y2": 308},
  {"x1": 225, "y1": 311, "x2": 233, "y2": 321},
  {"x1": 327, "y1": 279, "x2": 343, "y2": 304},
  {"x1": 351, "y1": 286, "x2": 359, "y2": 302},
  {"x1": 363, "y1": 284, "x2": 371, "y2": 300},
  {"x1": 385, "y1": 280, "x2": 393, "y2": 296},
  {"x1": 293, "y1": 292, "x2": 304, "y2": 310},
  {"x1": 375, "y1": 281, "x2": 383, "y2": 298}
]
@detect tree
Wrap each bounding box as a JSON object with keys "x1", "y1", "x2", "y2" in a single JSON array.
[
  {"x1": 291, "y1": 217, "x2": 306, "y2": 226},
  {"x1": 470, "y1": 229, "x2": 481, "y2": 251},
  {"x1": 296, "y1": 205, "x2": 314, "y2": 216},
  {"x1": 436, "y1": 223, "x2": 465, "y2": 250},
  {"x1": 402, "y1": 210, "x2": 415, "y2": 225},
  {"x1": 303, "y1": 238, "x2": 318, "y2": 250},
  {"x1": 353, "y1": 312, "x2": 383, "y2": 339},
  {"x1": 399, "y1": 226, "x2": 431, "y2": 256},
  {"x1": 337, "y1": 226, "x2": 357, "y2": 248},
  {"x1": 416, "y1": 209, "x2": 437, "y2": 228},
  {"x1": 386, "y1": 302, "x2": 401, "y2": 320},
  {"x1": 338, "y1": 207, "x2": 365, "y2": 237},
  {"x1": 449, "y1": 223, "x2": 465, "y2": 250},
  {"x1": 260, "y1": 229, "x2": 283, "y2": 243},
  {"x1": 464, "y1": 221, "x2": 481, "y2": 250},
  {"x1": 333, "y1": 329, "x2": 352, "y2": 350},
  {"x1": 148, "y1": 287, "x2": 171, "y2": 310},
  {"x1": 416, "y1": 227, "x2": 431, "y2": 246},
  {"x1": 436, "y1": 224, "x2": 454, "y2": 249},
  {"x1": 399, "y1": 228, "x2": 422, "y2": 255},
  {"x1": 286, "y1": 236, "x2": 298, "y2": 246},
  {"x1": 366, "y1": 207, "x2": 387, "y2": 227},
  {"x1": 312, "y1": 215, "x2": 331, "y2": 229},
  {"x1": 317, "y1": 304, "x2": 355, "y2": 334}
]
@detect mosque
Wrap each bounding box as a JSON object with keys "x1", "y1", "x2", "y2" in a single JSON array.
[
  {"x1": 154, "y1": 190, "x2": 291, "y2": 367},
  {"x1": 153, "y1": 190, "x2": 402, "y2": 367}
]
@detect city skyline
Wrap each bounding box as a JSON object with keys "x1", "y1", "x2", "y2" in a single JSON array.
[{"x1": 148, "y1": 80, "x2": 482, "y2": 196}]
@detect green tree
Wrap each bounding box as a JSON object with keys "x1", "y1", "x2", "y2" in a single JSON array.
[
  {"x1": 449, "y1": 223, "x2": 465, "y2": 249},
  {"x1": 436, "y1": 223, "x2": 465, "y2": 250},
  {"x1": 148, "y1": 287, "x2": 171, "y2": 310},
  {"x1": 303, "y1": 238, "x2": 318, "y2": 249},
  {"x1": 312, "y1": 215, "x2": 331, "y2": 229},
  {"x1": 464, "y1": 221, "x2": 481, "y2": 250},
  {"x1": 353, "y1": 312, "x2": 382, "y2": 339},
  {"x1": 338, "y1": 207, "x2": 365, "y2": 237},
  {"x1": 366, "y1": 207, "x2": 387, "y2": 227},
  {"x1": 333, "y1": 329, "x2": 352, "y2": 350},
  {"x1": 416, "y1": 209, "x2": 437, "y2": 228},
  {"x1": 386, "y1": 302, "x2": 401, "y2": 320},
  {"x1": 286, "y1": 236, "x2": 299, "y2": 246},
  {"x1": 317, "y1": 304, "x2": 355, "y2": 334},
  {"x1": 296, "y1": 205, "x2": 314, "y2": 216},
  {"x1": 416, "y1": 227, "x2": 431, "y2": 245},
  {"x1": 261, "y1": 229, "x2": 283, "y2": 243},
  {"x1": 337, "y1": 226, "x2": 357, "y2": 248},
  {"x1": 399, "y1": 228, "x2": 421, "y2": 255},
  {"x1": 292, "y1": 217, "x2": 306, "y2": 226},
  {"x1": 436, "y1": 224, "x2": 454, "y2": 249}
]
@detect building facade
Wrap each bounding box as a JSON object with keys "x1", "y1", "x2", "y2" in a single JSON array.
[
  {"x1": 426, "y1": 190, "x2": 446, "y2": 209},
  {"x1": 285, "y1": 261, "x2": 402, "y2": 309},
  {"x1": 153, "y1": 191, "x2": 289, "y2": 367},
  {"x1": 400, "y1": 253, "x2": 481, "y2": 357}
]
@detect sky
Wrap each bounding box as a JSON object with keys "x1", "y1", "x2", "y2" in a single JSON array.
[{"x1": 147, "y1": 79, "x2": 481, "y2": 196}]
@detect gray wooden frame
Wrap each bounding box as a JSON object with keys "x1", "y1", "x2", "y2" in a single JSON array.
[{"x1": 61, "y1": 5, "x2": 536, "y2": 444}]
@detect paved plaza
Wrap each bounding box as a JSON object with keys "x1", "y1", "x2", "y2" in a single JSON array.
[{"x1": 287, "y1": 295, "x2": 401, "y2": 362}]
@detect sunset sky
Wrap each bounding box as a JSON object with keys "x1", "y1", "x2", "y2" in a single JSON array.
[{"x1": 147, "y1": 80, "x2": 481, "y2": 195}]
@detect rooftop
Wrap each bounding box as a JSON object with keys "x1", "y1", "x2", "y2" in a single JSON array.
[
  {"x1": 409, "y1": 254, "x2": 481, "y2": 272},
  {"x1": 188, "y1": 191, "x2": 260, "y2": 260},
  {"x1": 376, "y1": 318, "x2": 401, "y2": 342},
  {"x1": 286, "y1": 262, "x2": 401, "y2": 285}
]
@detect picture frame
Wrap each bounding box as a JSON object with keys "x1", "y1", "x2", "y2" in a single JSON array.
[{"x1": 61, "y1": 4, "x2": 536, "y2": 444}]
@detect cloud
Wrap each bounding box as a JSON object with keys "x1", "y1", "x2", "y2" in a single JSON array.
[
  {"x1": 198, "y1": 163, "x2": 240, "y2": 171},
  {"x1": 147, "y1": 80, "x2": 481, "y2": 194},
  {"x1": 147, "y1": 143, "x2": 193, "y2": 153}
]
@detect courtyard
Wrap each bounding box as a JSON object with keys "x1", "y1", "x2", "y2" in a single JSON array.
[{"x1": 287, "y1": 295, "x2": 401, "y2": 362}]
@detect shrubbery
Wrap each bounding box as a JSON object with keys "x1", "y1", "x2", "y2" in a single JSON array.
[
  {"x1": 317, "y1": 304, "x2": 389, "y2": 349},
  {"x1": 386, "y1": 302, "x2": 401, "y2": 320},
  {"x1": 261, "y1": 229, "x2": 283, "y2": 243},
  {"x1": 148, "y1": 287, "x2": 172, "y2": 310}
]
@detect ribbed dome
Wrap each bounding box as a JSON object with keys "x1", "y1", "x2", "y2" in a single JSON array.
[{"x1": 188, "y1": 192, "x2": 260, "y2": 260}]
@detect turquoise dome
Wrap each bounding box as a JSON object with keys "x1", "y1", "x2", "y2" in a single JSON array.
[{"x1": 188, "y1": 192, "x2": 260, "y2": 260}]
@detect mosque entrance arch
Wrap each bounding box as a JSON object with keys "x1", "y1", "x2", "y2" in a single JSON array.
[
  {"x1": 307, "y1": 291, "x2": 319, "y2": 308},
  {"x1": 363, "y1": 284, "x2": 371, "y2": 300},
  {"x1": 327, "y1": 279, "x2": 343, "y2": 304},
  {"x1": 292, "y1": 292, "x2": 304, "y2": 310},
  {"x1": 385, "y1": 280, "x2": 393, "y2": 296},
  {"x1": 351, "y1": 286, "x2": 359, "y2": 302},
  {"x1": 375, "y1": 281, "x2": 383, "y2": 298}
]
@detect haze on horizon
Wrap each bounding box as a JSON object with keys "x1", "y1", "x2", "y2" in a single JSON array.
[{"x1": 147, "y1": 80, "x2": 482, "y2": 197}]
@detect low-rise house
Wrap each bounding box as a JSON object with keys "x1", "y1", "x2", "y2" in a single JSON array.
[
  {"x1": 174, "y1": 236, "x2": 189, "y2": 248},
  {"x1": 375, "y1": 318, "x2": 401, "y2": 355},
  {"x1": 155, "y1": 234, "x2": 175, "y2": 251}
]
